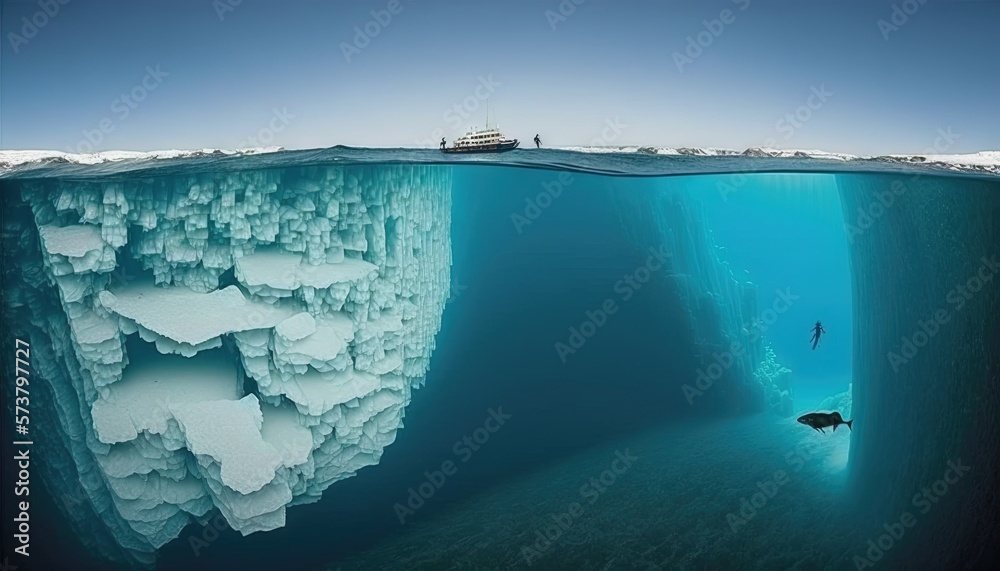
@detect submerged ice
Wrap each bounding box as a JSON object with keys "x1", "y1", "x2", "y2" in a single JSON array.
[
  {"x1": 5, "y1": 150, "x2": 995, "y2": 570},
  {"x1": 8, "y1": 164, "x2": 452, "y2": 563},
  {"x1": 2, "y1": 159, "x2": 804, "y2": 567}
]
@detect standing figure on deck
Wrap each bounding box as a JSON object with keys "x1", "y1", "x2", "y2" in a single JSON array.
[
  {"x1": 440, "y1": 137, "x2": 446, "y2": 150},
  {"x1": 809, "y1": 321, "x2": 826, "y2": 350},
  {"x1": 534, "y1": 134, "x2": 541, "y2": 148}
]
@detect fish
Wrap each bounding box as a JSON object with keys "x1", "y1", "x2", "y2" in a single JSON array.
[{"x1": 796, "y1": 411, "x2": 853, "y2": 433}]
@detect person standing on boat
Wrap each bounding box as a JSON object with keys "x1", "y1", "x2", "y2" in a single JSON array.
[
  {"x1": 534, "y1": 134, "x2": 541, "y2": 148},
  {"x1": 440, "y1": 137, "x2": 446, "y2": 150}
]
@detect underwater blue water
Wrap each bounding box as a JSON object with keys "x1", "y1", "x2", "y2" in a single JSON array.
[
  {"x1": 1, "y1": 148, "x2": 998, "y2": 571},
  {"x1": 693, "y1": 174, "x2": 853, "y2": 409}
]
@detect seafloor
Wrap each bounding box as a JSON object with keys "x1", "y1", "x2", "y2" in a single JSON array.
[{"x1": 330, "y1": 413, "x2": 856, "y2": 570}]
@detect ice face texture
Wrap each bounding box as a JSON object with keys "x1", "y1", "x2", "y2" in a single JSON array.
[
  {"x1": 10, "y1": 165, "x2": 452, "y2": 565},
  {"x1": 838, "y1": 174, "x2": 1000, "y2": 570},
  {"x1": 615, "y1": 184, "x2": 795, "y2": 417}
]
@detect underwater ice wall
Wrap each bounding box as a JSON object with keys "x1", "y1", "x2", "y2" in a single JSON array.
[
  {"x1": 838, "y1": 173, "x2": 1000, "y2": 568},
  {"x1": 615, "y1": 184, "x2": 793, "y2": 416},
  {"x1": 2, "y1": 164, "x2": 452, "y2": 565}
]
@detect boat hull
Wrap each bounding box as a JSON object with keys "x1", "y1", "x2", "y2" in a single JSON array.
[{"x1": 441, "y1": 140, "x2": 520, "y2": 154}]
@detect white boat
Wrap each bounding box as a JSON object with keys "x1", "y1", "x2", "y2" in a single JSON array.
[{"x1": 441, "y1": 102, "x2": 519, "y2": 154}]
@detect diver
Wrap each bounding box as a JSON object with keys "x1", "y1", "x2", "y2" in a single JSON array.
[
  {"x1": 809, "y1": 321, "x2": 826, "y2": 350},
  {"x1": 534, "y1": 134, "x2": 541, "y2": 148},
  {"x1": 440, "y1": 137, "x2": 446, "y2": 150}
]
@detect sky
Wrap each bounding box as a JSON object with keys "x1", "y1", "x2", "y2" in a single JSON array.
[{"x1": 1, "y1": 0, "x2": 997, "y2": 155}]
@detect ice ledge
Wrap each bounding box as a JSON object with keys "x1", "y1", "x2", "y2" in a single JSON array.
[
  {"x1": 235, "y1": 249, "x2": 378, "y2": 291},
  {"x1": 91, "y1": 349, "x2": 240, "y2": 445},
  {"x1": 39, "y1": 224, "x2": 106, "y2": 257},
  {"x1": 171, "y1": 395, "x2": 284, "y2": 495},
  {"x1": 99, "y1": 283, "x2": 297, "y2": 346},
  {"x1": 38, "y1": 224, "x2": 117, "y2": 275}
]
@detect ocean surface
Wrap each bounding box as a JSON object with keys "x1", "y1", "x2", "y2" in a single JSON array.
[
  {"x1": 2, "y1": 145, "x2": 999, "y2": 181},
  {"x1": 1, "y1": 147, "x2": 997, "y2": 571}
]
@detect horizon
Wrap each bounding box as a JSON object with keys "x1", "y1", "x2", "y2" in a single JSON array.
[
  {"x1": 3, "y1": 143, "x2": 999, "y2": 158},
  {"x1": 1, "y1": 0, "x2": 998, "y2": 155}
]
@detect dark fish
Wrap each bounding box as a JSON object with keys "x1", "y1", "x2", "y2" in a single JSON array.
[{"x1": 797, "y1": 411, "x2": 853, "y2": 433}]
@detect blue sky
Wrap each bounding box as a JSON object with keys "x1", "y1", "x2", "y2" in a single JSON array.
[{"x1": 1, "y1": 0, "x2": 997, "y2": 154}]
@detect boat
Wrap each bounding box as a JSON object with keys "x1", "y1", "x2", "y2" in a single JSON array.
[{"x1": 441, "y1": 102, "x2": 519, "y2": 154}]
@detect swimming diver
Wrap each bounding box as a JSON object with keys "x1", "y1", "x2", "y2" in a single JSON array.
[
  {"x1": 809, "y1": 321, "x2": 826, "y2": 350},
  {"x1": 534, "y1": 134, "x2": 541, "y2": 148}
]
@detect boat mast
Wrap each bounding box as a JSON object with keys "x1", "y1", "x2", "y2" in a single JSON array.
[{"x1": 486, "y1": 98, "x2": 489, "y2": 128}]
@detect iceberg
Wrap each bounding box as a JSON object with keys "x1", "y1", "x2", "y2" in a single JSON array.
[
  {"x1": 615, "y1": 186, "x2": 795, "y2": 416},
  {"x1": 0, "y1": 147, "x2": 284, "y2": 170},
  {"x1": 838, "y1": 173, "x2": 1000, "y2": 570},
  {"x1": 3, "y1": 148, "x2": 997, "y2": 570},
  {"x1": 555, "y1": 146, "x2": 1000, "y2": 176},
  {"x1": 3, "y1": 163, "x2": 452, "y2": 565}
]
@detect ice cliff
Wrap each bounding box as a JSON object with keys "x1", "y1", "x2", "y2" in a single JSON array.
[
  {"x1": 2, "y1": 164, "x2": 452, "y2": 565},
  {"x1": 838, "y1": 173, "x2": 1000, "y2": 569},
  {"x1": 615, "y1": 184, "x2": 794, "y2": 417}
]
